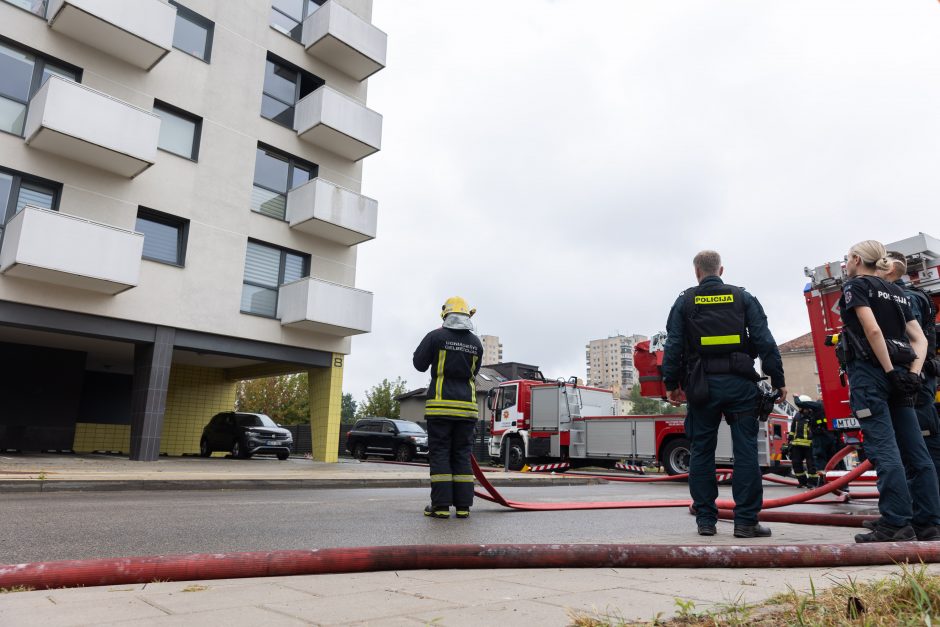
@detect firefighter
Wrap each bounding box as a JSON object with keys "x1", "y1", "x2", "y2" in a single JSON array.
[
  {"x1": 786, "y1": 396, "x2": 821, "y2": 488},
  {"x1": 413, "y1": 296, "x2": 483, "y2": 520},
  {"x1": 884, "y1": 252, "x2": 940, "y2": 493},
  {"x1": 839, "y1": 240, "x2": 939, "y2": 543},
  {"x1": 806, "y1": 399, "x2": 842, "y2": 473},
  {"x1": 662, "y1": 250, "x2": 786, "y2": 538}
]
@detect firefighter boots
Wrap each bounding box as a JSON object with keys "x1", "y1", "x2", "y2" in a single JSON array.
[
  {"x1": 455, "y1": 508, "x2": 470, "y2": 519},
  {"x1": 796, "y1": 474, "x2": 808, "y2": 488},
  {"x1": 424, "y1": 505, "x2": 450, "y2": 519},
  {"x1": 733, "y1": 523, "x2": 772, "y2": 538},
  {"x1": 854, "y1": 522, "x2": 916, "y2": 543}
]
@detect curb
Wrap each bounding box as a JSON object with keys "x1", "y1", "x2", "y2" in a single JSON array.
[{"x1": 0, "y1": 476, "x2": 605, "y2": 493}]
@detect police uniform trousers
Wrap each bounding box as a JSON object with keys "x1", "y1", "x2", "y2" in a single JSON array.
[
  {"x1": 912, "y1": 375, "x2": 940, "y2": 499},
  {"x1": 789, "y1": 444, "x2": 817, "y2": 481},
  {"x1": 684, "y1": 374, "x2": 762, "y2": 527},
  {"x1": 426, "y1": 417, "x2": 476, "y2": 509},
  {"x1": 812, "y1": 430, "x2": 841, "y2": 473},
  {"x1": 848, "y1": 361, "x2": 940, "y2": 527}
]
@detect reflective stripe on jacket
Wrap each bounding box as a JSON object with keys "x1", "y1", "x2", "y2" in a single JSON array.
[{"x1": 413, "y1": 327, "x2": 483, "y2": 419}]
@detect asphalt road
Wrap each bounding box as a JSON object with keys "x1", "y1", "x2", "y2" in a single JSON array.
[{"x1": 1, "y1": 482, "x2": 877, "y2": 564}]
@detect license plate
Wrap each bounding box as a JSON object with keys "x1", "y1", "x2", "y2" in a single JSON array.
[
  {"x1": 835, "y1": 417, "x2": 860, "y2": 429},
  {"x1": 267, "y1": 440, "x2": 279, "y2": 446}
]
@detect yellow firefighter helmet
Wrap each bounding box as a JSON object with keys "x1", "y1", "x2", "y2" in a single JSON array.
[{"x1": 441, "y1": 296, "x2": 475, "y2": 319}]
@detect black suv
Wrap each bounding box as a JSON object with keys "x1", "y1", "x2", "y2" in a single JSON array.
[
  {"x1": 345, "y1": 418, "x2": 428, "y2": 462},
  {"x1": 200, "y1": 412, "x2": 293, "y2": 460}
]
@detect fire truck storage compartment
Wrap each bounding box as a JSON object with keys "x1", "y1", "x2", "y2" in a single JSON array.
[
  {"x1": 529, "y1": 385, "x2": 614, "y2": 432},
  {"x1": 582, "y1": 418, "x2": 654, "y2": 460}
]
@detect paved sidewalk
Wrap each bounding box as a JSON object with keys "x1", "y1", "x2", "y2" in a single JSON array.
[
  {"x1": 2, "y1": 562, "x2": 934, "y2": 626},
  {"x1": 0, "y1": 453, "x2": 597, "y2": 492}
]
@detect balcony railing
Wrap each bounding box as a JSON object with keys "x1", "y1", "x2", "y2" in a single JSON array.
[
  {"x1": 0, "y1": 206, "x2": 144, "y2": 295},
  {"x1": 302, "y1": 0, "x2": 387, "y2": 81},
  {"x1": 277, "y1": 277, "x2": 373, "y2": 336},
  {"x1": 24, "y1": 76, "x2": 160, "y2": 178},
  {"x1": 294, "y1": 85, "x2": 382, "y2": 161},
  {"x1": 47, "y1": 0, "x2": 176, "y2": 70},
  {"x1": 286, "y1": 178, "x2": 377, "y2": 245}
]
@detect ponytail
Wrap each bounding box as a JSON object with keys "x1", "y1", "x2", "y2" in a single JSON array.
[{"x1": 850, "y1": 240, "x2": 888, "y2": 270}]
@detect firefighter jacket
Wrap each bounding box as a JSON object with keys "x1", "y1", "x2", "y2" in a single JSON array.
[
  {"x1": 788, "y1": 411, "x2": 814, "y2": 447},
  {"x1": 413, "y1": 327, "x2": 483, "y2": 420},
  {"x1": 662, "y1": 276, "x2": 785, "y2": 391}
]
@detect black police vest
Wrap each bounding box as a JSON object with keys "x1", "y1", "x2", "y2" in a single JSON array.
[{"x1": 683, "y1": 283, "x2": 749, "y2": 356}]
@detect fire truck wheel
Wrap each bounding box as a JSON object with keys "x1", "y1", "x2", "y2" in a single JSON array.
[
  {"x1": 502, "y1": 437, "x2": 525, "y2": 471},
  {"x1": 662, "y1": 437, "x2": 691, "y2": 475}
]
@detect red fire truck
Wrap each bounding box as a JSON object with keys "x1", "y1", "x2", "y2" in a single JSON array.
[
  {"x1": 486, "y1": 370, "x2": 790, "y2": 474},
  {"x1": 803, "y1": 232, "x2": 940, "y2": 431}
]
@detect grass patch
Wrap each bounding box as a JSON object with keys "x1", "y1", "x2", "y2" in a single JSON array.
[
  {"x1": 0, "y1": 586, "x2": 34, "y2": 594},
  {"x1": 568, "y1": 564, "x2": 940, "y2": 626},
  {"x1": 182, "y1": 584, "x2": 209, "y2": 593}
]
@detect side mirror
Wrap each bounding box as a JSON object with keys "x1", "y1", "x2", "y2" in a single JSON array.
[{"x1": 487, "y1": 389, "x2": 499, "y2": 411}]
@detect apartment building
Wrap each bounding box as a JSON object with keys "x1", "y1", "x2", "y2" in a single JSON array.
[
  {"x1": 0, "y1": 0, "x2": 386, "y2": 461},
  {"x1": 585, "y1": 334, "x2": 647, "y2": 398},
  {"x1": 480, "y1": 334, "x2": 502, "y2": 366}
]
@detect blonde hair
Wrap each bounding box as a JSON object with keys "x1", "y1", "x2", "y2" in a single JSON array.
[
  {"x1": 693, "y1": 250, "x2": 722, "y2": 276},
  {"x1": 850, "y1": 240, "x2": 891, "y2": 272}
]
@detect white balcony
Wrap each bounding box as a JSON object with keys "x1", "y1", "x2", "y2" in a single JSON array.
[
  {"x1": 294, "y1": 86, "x2": 382, "y2": 161},
  {"x1": 25, "y1": 76, "x2": 160, "y2": 178},
  {"x1": 286, "y1": 178, "x2": 377, "y2": 245},
  {"x1": 278, "y1": 277, "x2": 373, "y2": 336},
  {"x1": 302, "y1": 1, "x2": 387, "y2": 81},
  {"x1": 0, "y1": 206, "x2": 144, "y2": 295},
  {"x1": 47, "y1": 0, "x2": 176, "y2": 70}
]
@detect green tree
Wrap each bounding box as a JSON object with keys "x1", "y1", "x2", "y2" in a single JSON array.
[
  {"x1": 356, "y1": 377, "x2": 408, "y2": 419},
  {"x1": 341, "y1": 393, "x2": 357, "y2": 424},
  {"x1": 236, "y1": 373, "x2": 309, "y2": 425},
  {"x1": 627, "y1": 384, "x2": 682, "y2": 415}
]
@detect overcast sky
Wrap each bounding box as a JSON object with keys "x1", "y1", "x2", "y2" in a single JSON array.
[{"x1": 345, "y1": 0, "x2": 939, "y2": 401}]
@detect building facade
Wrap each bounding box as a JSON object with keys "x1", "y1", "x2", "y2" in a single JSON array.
[
  {"x1": 778, "y1": 332, "x2": 821, "y2": 400},
  {"x1": 0, "y1": 0, "x2": 386, "y2": 460},
  {"x1": 480, "y1": 334, "x2": 502, "y2": 366},
  {"x1": 585, "y1": 334, "x2": 647, "y2": 399}
]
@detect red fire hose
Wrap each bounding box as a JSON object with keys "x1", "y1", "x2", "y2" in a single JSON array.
[{"x1": 3, "y1": 542, "x2": 939, "y2": 591}]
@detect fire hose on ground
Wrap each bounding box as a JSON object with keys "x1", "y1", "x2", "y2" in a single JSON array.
[{"x1": 0, "y1": 447, "x2": 900, "y2": 590}]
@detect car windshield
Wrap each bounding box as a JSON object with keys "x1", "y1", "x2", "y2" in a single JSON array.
[
  {"x1": 234, "y1": 414, "x2": 277, "y2": 428},
  {"x1": 394, "y1": 421, "x2": 425, "y2": 434}
]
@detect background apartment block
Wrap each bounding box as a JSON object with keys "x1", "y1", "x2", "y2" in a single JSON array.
[
  {"x1": 480, "y1": 334, "x2": 502, "y2": 366},
  {"x1": 0, "y1": 0, "x2": 386, "y2": 461},
  {"x1": 585, "y1": 334, "x2": 647, "y2": 399}
]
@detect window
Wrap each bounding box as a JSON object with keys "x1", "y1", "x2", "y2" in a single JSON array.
[
  {"x1": 169, "y1": 1, "x2": 213, "y2": 62},
  {"x1": 240, "y1": 240, "x2": 309, "y2": 317},
  {"x1": 153, "y1": 100, "x2": 201, "y2": 160},
  {"x1": 136, "y1": 208, "x2": 188, "y2": 266},
  {"x1": 261, "y1": 53, "x2": 323, "y2": 128},
  {"x1": 498, "y1": 385, "x2": 518, "y2": 411},
  {"x1": 0, "y1": 40, "x2": 79, "y2": 136},
  {"x1": 252, "y1": 144, "x2": 317, "y2": 220},
  {"x1": 1, "y1": 0, "x2": 46, "y2": 16},
  {"x1": 0, "y1": 166, "x2": 60, "y2": 238},
  {"x1": 269, "y1": 0, "x2": 326, "y2": 42}
]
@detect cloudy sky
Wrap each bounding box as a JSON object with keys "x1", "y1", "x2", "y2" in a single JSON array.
[{"x1": 345, "y1": 0, "x2": 939, "y2": 401}]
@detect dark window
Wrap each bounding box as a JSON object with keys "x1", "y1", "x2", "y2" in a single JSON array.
[
  {"x1": 0, "y1": 40, "x2": 79, "y2": 136},
  {"x1": 136, "y1": 208, "x2": 188, "y2": 266},
  {"x1": 251, "y1": 144, "x2": 317, "y2": 220},
  {"x1": 499, "y1": 385, "x2": 518, "y2": 411},
  {"x1": 240, "y1": 240, "x2": 309, "y2": 318},
  {"x1": 0, "y1": 166, "x2": 60, "y2": 239},
  {"x1": 269, "y1": 0, "x2": 326, "y2": 42},
  {"x1": 153, "y1": 100, "x2": 201, "y2": 160},
  {"x1": 261, "y1": 53, "x2": 323, "y2": 128},
  {"x1": 382, "y1": 422, "x2": 395, "y2": 434},
  {"x1": 169, "y1": 1, "x2": 213, "y2": 62},
  {"x1": 1, "y1": 0, "x2": 46, "y2": 17}
]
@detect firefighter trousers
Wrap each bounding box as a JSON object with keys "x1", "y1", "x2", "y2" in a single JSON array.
[
  {"x1": 812, "y1": 430, "x2": 842, "y2": 472},
  {"x1": 427, "y1": 418, "x2": 476, "y2": 509},
  {"x1": 789, "y1": 445, "x2": 817, "y2": 480}
]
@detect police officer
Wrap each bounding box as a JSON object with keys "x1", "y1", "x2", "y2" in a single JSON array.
[
  {"x1": 662, "y1": 250, "x2": 786, "y2": 538},
  {"x1": 786, "y1": 397, "x2": 821, "y2": 488},
  {"x1": 413, "y1": 296, "x2": 483, "y2": 520},
  {"x1": 884, "y1": 251, "x2": 940, "y2": 495},
  {"x1": 839, "y1": 240, "x2": 939, "y2": 542}
]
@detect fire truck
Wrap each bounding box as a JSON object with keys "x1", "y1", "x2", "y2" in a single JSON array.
[
  {"x1": 486, "y1": 366, "x2": 791, "y2": 474},
  {"x1": 804, "y1": 232, "x2": 940, "y2": 431}
]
